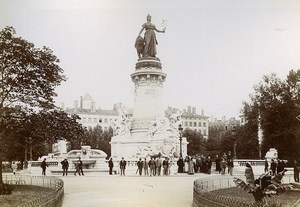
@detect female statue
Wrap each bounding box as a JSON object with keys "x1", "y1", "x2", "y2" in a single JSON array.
[{"x1": 137, "y1": 14, "x2": 166, "y2": 58}]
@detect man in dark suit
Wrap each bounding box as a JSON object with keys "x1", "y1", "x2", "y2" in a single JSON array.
[
  {"x1": 108, "y1": 158, "x2": 114, "y2": 175},
  {"x1": 120, "y1": 157, "x2": 127, "y2": 176},
  {"x1": 75, "y1": 157, "x2": 84, "y2": 176},
  {"x1": 61, "y1": 158, "x2": 69, "y2": 176},
  {"x1": 41, "y1": 158, "x2": 48, "y2": 176}
]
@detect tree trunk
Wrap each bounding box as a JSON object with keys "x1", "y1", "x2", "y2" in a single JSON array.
[{"x1": 0, "y1": 151, "x2": 3, "y2": 184}]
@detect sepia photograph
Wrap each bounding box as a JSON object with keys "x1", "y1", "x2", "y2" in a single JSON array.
[{"x1": 0, "y1": 0, "x2": 300, "y2": 206}]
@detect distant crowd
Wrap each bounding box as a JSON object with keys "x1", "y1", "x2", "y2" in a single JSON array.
[
  {"x1": 107, "y1": 151, "x2": 235, "y2": 177},
  {"x1": 27, "y1": 151, "x2": 299, "y2": 183}
]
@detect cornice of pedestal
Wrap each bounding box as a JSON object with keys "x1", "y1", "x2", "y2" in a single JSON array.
[
  {"x1": 131, "y1": 57, "x2": 167, "y2": 85},
  {"x1": 135, "y1": 57, "x2": 162, "y2": 70}
]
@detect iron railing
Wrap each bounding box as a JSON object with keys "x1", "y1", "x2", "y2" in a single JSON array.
[{"x1": 3, "y1": 174, "x2": 64, "y2": 207}]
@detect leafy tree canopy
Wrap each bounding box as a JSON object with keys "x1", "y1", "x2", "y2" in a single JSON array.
[
  {"x1": 0, "y1": 26, "x2": 66, "y2": 184},
  {"x1": 243, "y1": 70, "x2": 300, "y2": 160}
]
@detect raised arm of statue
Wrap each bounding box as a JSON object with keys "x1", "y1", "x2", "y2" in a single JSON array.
[{"x1": 154, "y1": 25, "x2": 166, "y2": 33}]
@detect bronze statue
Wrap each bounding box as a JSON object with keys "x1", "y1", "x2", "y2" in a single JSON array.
[{"x1": 136, "y1": 14, "x2": 166, "y2": 58}]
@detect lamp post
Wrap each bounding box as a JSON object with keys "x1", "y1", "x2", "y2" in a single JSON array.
[
  {"x1": 231, "y1": 126, "x2": 237, "y2": 159},
  {"x1": 178, "y1": 124, "x2": 183, "y2": 157}
]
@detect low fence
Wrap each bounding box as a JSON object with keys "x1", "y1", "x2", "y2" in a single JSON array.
[
  {"x1": 3, "y1": 175, "x2": 64, "y2": 207},
  {"x1": 193, "y1": 174, "x2": 294, "y2": 207}
]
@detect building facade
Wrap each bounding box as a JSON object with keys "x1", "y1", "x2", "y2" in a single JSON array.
[
  {"x1": 166, "y1": 106, "x2": 209, "y2": 139},
  {"x1": 63, "y1": 93, "x2": 125, "y2": 131}
]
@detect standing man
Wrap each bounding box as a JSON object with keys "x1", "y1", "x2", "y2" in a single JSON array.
[
  {"x1": 143, "y1": 158, "x2": 149, "y2": 176},
  {"x1": 61, "y1": 158, "x2": 69, "y2": 176},
  {"x1": 163, "y1": 157, "x2": 169, "y2": 176},
  {"x1": 155, "y1": 156, "x2": 162, "y2": 176},
  {"x1": 137, "y1": 158, "x2": 143, "y2": 176},
  {"x1": 277, "y1": 159, "x2": 285, "y2": 174},
  {"x1": 207, "y1": 157, "x2": 212, "y2": 175},
  {"x1": 270, "y1": 159, "x2": 277, "y2": 176},
  {"x1": 177, "y1": 157, "x2": 184, "y2": 173},
  {"x1": 215, "y1": 155, "x2": 221, "y2": 173},
  {"x1": 120, "y1": 157, "x2": 127, "y2": 176},
  {"x1": 264, "y1": 158, "x2": 269, "y2": 172},
  {"x1": 227, "y1": 151, "x2": 233, "y2": 176},
  {"x1": 108, "y1": 158, "x2": 114, "y2": 175},
  {"x1": 11, "y1": 162, "x2": 18, "y2": 175},
  {"x1": 75, "y1": 157, "x2": 84, "y2": 176},
  {"x1": 293, "y1": 159, "x2": 299, "y2": 183},
  {"x1": 41, "y1": 158, "x2": 48, "y2": 176},
  {"x1": 148, "y1": 157, "x2": 156, "y2": 176}
]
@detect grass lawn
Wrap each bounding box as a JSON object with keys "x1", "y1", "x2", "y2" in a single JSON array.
[
  {"x1": 0, "y1": 185, "x2": 53, "y2": 207},
  {"x1": 211, "y1": 187, "x2": 300, "y2": 207}
]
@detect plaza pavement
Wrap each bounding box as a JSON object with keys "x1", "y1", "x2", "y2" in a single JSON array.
[
  {"x1": 60, "y1": 172, "x2": 212, "y2": 207},
  {"x1": 14, "y1": 166, "x2": 294, "y2": 207},
  {"x1": 59, "y1": 166, "x2": 295, "y2": 207}
]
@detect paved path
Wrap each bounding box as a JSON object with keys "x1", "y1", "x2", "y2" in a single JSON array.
[{"x1": 60, "y1": 173, "x2": 211, "y2": 207}]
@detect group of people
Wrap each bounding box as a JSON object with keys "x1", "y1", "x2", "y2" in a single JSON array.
[
  {"x1": 177, "y1": 151, "x2": 234, "y2": 176},
  {"x1": 108, "y1": 156, "x2": 171, "y2": 176},
  {"x1": 39, "y1": 154, "x2": 299, "y2": 182},
  {"x1": 40, "y1": 157, "x2": 83, "y2": 176},
  {"x1": 265, "y1": 158, "x2": 300, "y2": 183},
  {"x1": 106, "y1": 153, "x2": 236, "y2": 176},
  {"x1": 177, "y1": 155, "x2": 213, "y2": 175},
  {"x1": 265, "y1": 158, "x2": 286, "y2": 175},
  {"x1": 215, "y1": 151, "x2": 234, "y2": 176}
]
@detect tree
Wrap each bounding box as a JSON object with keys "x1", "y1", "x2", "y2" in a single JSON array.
[
  {"x1": 0, "y1": 26, "x2": 66, "y2": 185},
  {"x1": 243, "y1": 70, "x2": 300, "y2": 160},
  {"x1": 237, "y1": 102, "x2": 260, "y2": 159},
  {"x1": 206, "y1": 127, "x2": 223, "y2": 156},
  {"x1": 15, "y1": 110, "x2": 84, "y2": 161},
  {"x1": 183, "y1": 129, "x2": 206, "y2": 156}
]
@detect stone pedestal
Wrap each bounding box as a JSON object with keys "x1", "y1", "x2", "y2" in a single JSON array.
[{"x1": 110, "y1": 57, "x2": 188, "y2": 160}]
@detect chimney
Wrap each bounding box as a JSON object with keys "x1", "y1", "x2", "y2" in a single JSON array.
[
  {"x1": 192, "y1": 107, "x2": 196, "y2": 114},
  {"x1": 201, "y1": 109, "x2": 204, "y2": 116},
  {"x1": 74, "y1": 100, "x2": 78, "y2": 109},
  {"x1": 187, "y1": 106, "x2": 191, "y2": 114},
  {"x1": 80, "y1": 96, "x2": 83, "y2": 109},
  {"x1": 91, "y1": 101, "x2": 96, "y2": 112},
  {"x1": 113, "y1": 103, "x2": 122, "y2": 111}
]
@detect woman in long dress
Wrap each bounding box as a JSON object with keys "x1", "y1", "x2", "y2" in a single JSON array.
[{"x1": 138, "y1": 14, "x2": 165, "y2": 57}]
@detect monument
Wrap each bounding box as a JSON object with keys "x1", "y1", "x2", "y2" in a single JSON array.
[{"x1": 110, "y1": 14, "x2": 188, "y2": 160}]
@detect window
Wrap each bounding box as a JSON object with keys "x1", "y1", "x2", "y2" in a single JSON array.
[
  {"x1": 99, "y1": 118, "x2": 102, "y2": 123},
  {"x1": 194, "y1": 122, "x2": 197, "y2": 127},
  {"x1": 104, "y1": 118, "x2": 108, "y2": 123},
  {"x1": 189, "y1": 122, "x2": 192, "y2": 127},
  {"x1": 88, "y1": 118, "x2": 92, "y2": 122},
  {"x1": 203, "y1": 122, "x2": 206, "y2": 127},
  {"x1": 198, "y1": 122, "x2": 201, "y2": 127},
  {"x1": 82, "y1": 117, "x2": 86, "y2": 122},
  {"x1": 203, "y1": 129, "x2": 207, "y2": 136},
  {"x1": 93, "y1": 118, "x2": 97, "y2": 122},
  {"x1": 185, "y1": 121, "x2": 188, "y2": 126}
]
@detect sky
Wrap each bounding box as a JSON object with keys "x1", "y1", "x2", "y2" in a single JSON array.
[{"x1": 1, "y1": 0, "x2": 300, "y2": 120}]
